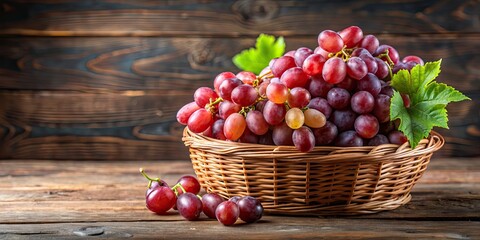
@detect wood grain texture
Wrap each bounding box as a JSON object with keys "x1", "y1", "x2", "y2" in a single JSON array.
[
  {"x1": 0, "y1": 158, "x2": 478, "y2": 239},
  {"x1": 0, "y1": 36, "x2": 478, "y2": 92},
  {"x1": 0, "y1": 158, "x2": 478, "y2": 223},
  {"x1": 1, "y1": 220, "x2": 478, "y2": 239},
  {"x1": 0, "y1": 0, "x2": 478, "y2": 37}
]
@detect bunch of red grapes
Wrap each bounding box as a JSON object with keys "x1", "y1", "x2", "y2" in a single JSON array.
[
  {"x1": 177, "y1": 26, "x2": 420, "y2": 152},
  {"x1": 140, "y1": 169, "x2": 263, "y2": 226}
]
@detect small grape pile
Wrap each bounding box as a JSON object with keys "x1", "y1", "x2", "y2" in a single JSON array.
[
  {"x1": 140, "y1": 169, "x2": 263, "y2": 226},
  {"x1": 178, "y1": 26, "x2": 419, "y2": 152}
]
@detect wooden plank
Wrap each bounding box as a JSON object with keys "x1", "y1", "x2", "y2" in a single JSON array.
[
  {"x1": 0, "y1": 90, "x2": 478, "y2": 159},
  {"x1": 0, "y1": 159, "x2": 478, "y2": 223},
  {"x1": 0, "y1": 0, "x2": 478, "y2": 37},
  {"x1": 0, "y1": 219, "x2": 479, "y2": 239},
  {"x1": 0, "y1": 36, "x2": 478, "y2": 92}
]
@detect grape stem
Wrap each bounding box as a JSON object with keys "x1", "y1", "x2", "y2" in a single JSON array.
[
  {"x1": 139, "y1": 168, "x2": 162, "y2": 188},
  {"x1": 205, "y1": 97, "x2": 223, "y2": 114},
  {"x1": 171, "y1": 182, "x2": 188, "y2": 196}
]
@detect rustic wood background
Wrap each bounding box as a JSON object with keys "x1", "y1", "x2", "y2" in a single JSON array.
[{"x1": 0, "y1": 0, "x2": 478, "y2": 160}]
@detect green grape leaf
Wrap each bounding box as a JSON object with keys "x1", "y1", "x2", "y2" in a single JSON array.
[
  {"x1": 233, "y1": 34, "x2": 285, "y2": 75},
  {"x1": 390, "y1": 59, "x2": 470, "y2": 148}
]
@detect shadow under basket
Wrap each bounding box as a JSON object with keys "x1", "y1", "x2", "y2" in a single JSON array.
[{"x1": 183, "y1": 127, "x2": 444, "y2": 216}]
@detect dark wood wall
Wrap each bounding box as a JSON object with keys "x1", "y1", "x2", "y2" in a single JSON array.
[{"x1": 0, "y1": 0, "x2": 478, "y2": 160}]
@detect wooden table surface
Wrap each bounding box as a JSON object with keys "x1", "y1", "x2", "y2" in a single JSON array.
[{"x1": 0, "y1": 157, "x2": 479, "y2": 239}]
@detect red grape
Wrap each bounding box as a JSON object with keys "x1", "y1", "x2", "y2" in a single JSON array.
[
  {"x1": 288, "y1": 87, "x2": 311, "y2": 108},
  {"x1": 280, "y1": 67, "x2": 310, "y2": 88},
  {"x1": 266, "y1": 82, "x2": 289, "y2": 104},
  {"x1": 346, "y1": 57, "x2": 368, "y2": 80},
  {"x1": 294, "y1": 47, "x2": 313, "y2": 67},
  {"x1": 307, "y1": 76, "x2": 333, "y2": 98},
  {"x1": 272, "y1": 122, "x2": 294, "y2": 146},
  {"x1": 335, "y1": 130, "x2": 363, "y2": 147},
  {"x1": 388, "y1": 130, "x2": 408, "y2": 145},
  {"x1": 351, "y1": 91, "x2": 375, "y2": 114},
  {"x1": 302, "y1": 54, "x2": 326, "y2": 76},
  {"x1": 219, "y1": 77, "x2": 242, "y2": 101},
  {"x1": 176, "y1": 175, "x2": 201, "y2": 195},
  {"x1": 318, "y1": 30, "x2": 344, "y2": 53},
  {"x1": 236, "y1": 71, "x2": 256, "y2": 85},
  {"x1": 214, "y1": 72, "x2": 236, "y2": 94},
  {"x1": 177, "y1": 102, "x2": 200, "y2": 125},
  {"x1": 146, "y1": 186, "x2": 176, "y2": 214},
  {"x1": 194, "y1": 87, "x2": 218, "y2": 108},
  {"x1": 312, "y1": 121, "x2": 338, "y2": 145},
  {"x1": 339, "y1": 26, "x2": 363, "y2": 48},
  {"x1": 224, "y1": 113, "x2": 247, "y2": 141},
  {"x1": 237, "y1": 196, "x2": 263, "y2": 223},
  {"x1": 293, "y1": 126, "x2": 316, "y2": 152},
  {"x1": 263, "y1": 100, "x2": 286, "y2": 125},
  {"x1": 354, "y1": 114, "x2": 379, "y2": 139},
  {"x1": 177, "y1": 192, "x2": 203, "y2": 221},
  {"x1": 231, "y1": 84, "x2": 258, "y2": 107},
  {"x1": 246, "y1": 110, "x2": 269, "y2": 135},
  {"x1": 358, "y1": 35, "x2": 379, "y2": 54},
  {"x1": 367, "y1": 134, "x2": 389, "y2": 146},
  {"x1": 322, "y1": 57, "x2": 347, "y2": 84},
  {"x1": 187, "y1": 108, "x2": 213, "y2": 133},
  {"x1": 202, "y1": 193, "x2": 225, "y2": 219},
  {"x1": 271, "y1": 56, "x2": 296, "y2": 77},
  {"x1": 218, "y1": 100, "x2": 241, "y2": 120},
  {"x1": 215, "y1": 201, "x2": 239, "y2": 226},
  {"x1": 327, "y1": 88, "x2": 351, "y2": 109}
]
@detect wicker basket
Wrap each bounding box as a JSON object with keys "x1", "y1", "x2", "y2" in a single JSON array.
[{"x1": 183, "y1": 127, "x2": 444, "y2": 215}]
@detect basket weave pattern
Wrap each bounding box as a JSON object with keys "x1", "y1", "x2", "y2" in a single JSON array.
[{"x1": 183, "y1": 128, "x2": 444, "y2": 215}]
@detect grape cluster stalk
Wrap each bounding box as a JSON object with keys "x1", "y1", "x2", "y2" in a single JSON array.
[{"x1": 177, "y1": 26, "x2": 419, "y2": 152}]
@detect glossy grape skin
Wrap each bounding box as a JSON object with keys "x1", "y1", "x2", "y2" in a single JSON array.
[
  {"x1": 202, "y1": 193, "x2": 225, "y2": 219},
  {"x1": 257, "y1": 79, "x2": 270, "y2": 98},
  {"x1": 375, "y1": 45, "x2": 400, "y2": 64},
  {"x1": 224, "y1": 113, "x2": 247, "y2": 141},
  {"x1": 212, "y1": 119, "x2": 227, "y2": 140},
  {"x1": 302, "y1": 54, "x2": 326, "y2": 76},
  {"x1": 246, "y1": 110, "x2": 269, "y2": 135},
  {"x1": 255, "y1": 99, "x2": 268, "y2": 112},
  {"x1": 308, "y1": 97, "x2": 332, "y2": 119},
  {"x1": 219, "y1": 77, "x2": 243, "y2": 101},
  {"x1": 236, "y1": 71, "x2": 256, "y2": 85},
  {"x1": 284, "y1": 50, "x2": 296, "y2": 58},
  {"x1": 176, "y1": 175, "x2": 202, "y2": 195},
  {"x1": 281, "y1": 67, "x2": 310, "y2": 88},
  {"x1": 292, "y1": 126, "x2": 316, "y2": 152},
  {"x1": 288, "y1": 87, "x2": 311, "y2": 108},
  {"x1": 380, "y1": 85, "x2": 394, "y2": 97},
  {"x1": 374, "y1": 58, "x2": 390, "y2": 80},
  {"x1": 318, "y1": 30, "x2": 344, "y2": 53},
  {"x1": 354, "y1": 114, "x2": 379, "y2": 139},
  {"x1": 176, "y1": 102, "x2": 200, "y2": 125},
  {"x1": 266, "y1": 82, "x2": 289, "y2": 104},
  {"x1": 331, "y1": 109, "x2": 357, "y2": 132},
  {"x1": 327, "y1": 88, "x2": 351, "y2": 110},
  {"x1": 218, "y1": 100, "x2": 241, "y2": 120},
  {"x1": 323, "y1": 57, "x2": 347, "y2": 84},
  {"x1": 358, "y1": 34, "x2": 379, "y2": 54},
  {"x1": 177, "y1": 192, "x2": 203, "y2": 221},
  {"x1": 272, "y1": 122, "x2": 294, "y2": 146},
  {"x1": 357, "y1": 73, "x2": 382, "y2": 96},
  {"x1": 231, "y1": 84, "x2": 258, "y2": 107},
  {"x1": 237, "y1": 196, "x2": 263, "y2": 223},
  {"x1": 351, "y1": 91, "x2": 375, "y2": 114},
  {"x1": 359, "y1": 53, "x2": 378, "y2": 74},
  {"x1": 312, "y1": 121, "x2": 338, "y2": 145},
  {"x1": 187, "y1": 108, "x2": 213, "y2": 133},
  {"x1": 402, "y1": 55, "x2": 424, "y2": 65},
  {"x1": 334, "y1": 130, "x2": 364, "y2": 147},
  {"x1": 307, "y1": 76, "x2": 333, "y2": 98},
  {"x1": 346, "y1": 57, "x2": 368, "y2": 80},
  {"x1": 263, "y1": 101, "x2": 286, "y2": 125},
  {"x1": 215, "y1": 201, "x2": 240, "y2": 226},
  {"x1": 194, "y1": 87, "x2": 218, "y2": 108},
  {"x1": 146, "y1": 180, "x2": 169, "y2": 197},
  {"x1": 304, "y1": 108, "x2": 326, "y2": 128},
  {"x1": 146, "y1": 186, "x2": 176, "y2": 214},
  {"x1": 214, "y1": 72, "x2": 236, "y2": 94},
  {"x1": 373, "y1": 94, "x2": 391, "y2": 123},
  {"x1": 339, "y1": 26, "x2": 363, "y2": 48},
  {"x1": 271, "y1": 56, "x2": 296, "y2": 77},
  {"x1": 388, "y1": 130, "x2": 408, "y2": 145},
  {"x1": 294, "y1": 47, "x2": 313, "y2": 67},
  {"x1": 285, "y1": 108, "x2": 305, "y2": 129},
  {"x1": 367, "y1": 134, "x2": 390, "y2": 146}
]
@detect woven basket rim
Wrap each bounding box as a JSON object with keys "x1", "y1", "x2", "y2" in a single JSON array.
[{"x1": 182, "y1": 127, "x2": 445, "y2": 163}]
